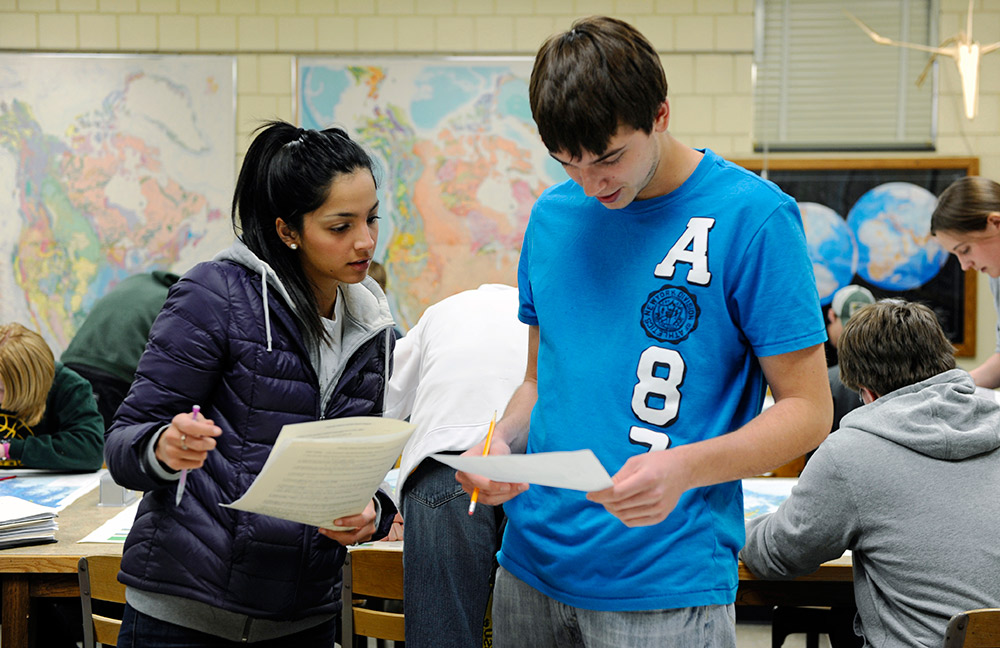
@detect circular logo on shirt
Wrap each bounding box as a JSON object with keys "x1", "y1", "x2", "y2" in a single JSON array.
[{"x1": 640, "y1": 285, "x2": 699, "y2": 343}]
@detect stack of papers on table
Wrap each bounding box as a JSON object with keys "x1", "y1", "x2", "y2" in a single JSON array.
[{"x1": 0, "y1": 495, "x2": 58, "y2": 549}]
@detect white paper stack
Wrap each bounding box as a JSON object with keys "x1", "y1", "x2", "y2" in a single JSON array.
[
  {"x1": 0, "y1": 495, "x2": 58, "y2": 549},
  {"x1": 222, "y1": 417, "x2": 415, "y2": 529}
]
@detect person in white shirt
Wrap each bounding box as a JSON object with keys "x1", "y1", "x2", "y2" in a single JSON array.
[{"x1": 385, "y1": 284, "x2": 528, "y2": 648}]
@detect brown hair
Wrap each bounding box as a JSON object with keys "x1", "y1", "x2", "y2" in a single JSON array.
[
  {"x1": 930, "y1": 176, "x2": 1000, "y2": 235},
  {"x1": 529, "y1": 16, "x2": 667, "y2": 159},
  {"x1": 839, "y1": 300, "x2": 955, "y2": 397},
  {"x1": 0, "y1": 323, "x2": 55, "y2": 426},
  {"x1": 368, "y1": 260, "x2": 387, "y2": 293}
]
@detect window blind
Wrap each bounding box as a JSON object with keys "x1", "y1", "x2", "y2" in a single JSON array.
[{"x1": 754, "y1": 0, "x2": 937, "y2": 151}]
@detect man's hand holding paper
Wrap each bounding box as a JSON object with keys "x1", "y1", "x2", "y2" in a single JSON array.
[
  {"x1": 443, "y1": 442, "x2": 614, "y2": 504},
  {"x1": 587, "y1": 446, "x2": 692, "y2": 528},
  {"x1": 452, "y1": 435, "x2": 529, "y2": 507}
]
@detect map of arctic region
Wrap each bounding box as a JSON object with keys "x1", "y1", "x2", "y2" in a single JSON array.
[
  {"x1": 0, "y1": 54, "x2": 235, "y2": 354},
  {"x1": 298, "y1": 58, "x2": 567, "y2": 330}
]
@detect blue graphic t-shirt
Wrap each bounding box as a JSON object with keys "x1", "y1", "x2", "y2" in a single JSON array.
[{"x1": 501, "y1": 149, "x2": 826, "y2": 611}]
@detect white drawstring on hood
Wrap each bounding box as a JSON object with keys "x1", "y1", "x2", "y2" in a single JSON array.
[
  {"x1": 213, "y1": 239, "x2": 396, "y2": 390},
  {"x1": 261, "y1": 261, "x2": 272, "y2": 351},
  {"x1": 214, "y1": 240, "x2": 299, "y2": 354}
]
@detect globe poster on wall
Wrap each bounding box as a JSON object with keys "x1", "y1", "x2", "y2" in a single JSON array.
[{"x1": 733, "y1": 157, "x2": 978, "y2": 357}]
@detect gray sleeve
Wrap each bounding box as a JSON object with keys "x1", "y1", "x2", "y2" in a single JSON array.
[
  {"x1": 143, "y1": 425, "x2": 181, "y2": 481},
  {"x1": 991, "y1": 277, "x2": 1000, "y2": 354},
  {"x1": 740, "y1": 446, "x2": 858, "y2": 578}
]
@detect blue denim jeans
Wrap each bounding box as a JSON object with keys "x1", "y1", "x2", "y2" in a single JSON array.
[
  {"x1": 401, "y1": 456, "x2": 505, "y2": 648},
  {"x1": 492, "y1": 566, "x2": 737, "y2": 648},
  {"x1": 116, "y1": 604, "x2": 337, "y2": 647}
]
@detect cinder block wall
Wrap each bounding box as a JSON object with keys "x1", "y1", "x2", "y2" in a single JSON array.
[{"x1": 0, "y1": 0, "x2": 756, "y2": 160}]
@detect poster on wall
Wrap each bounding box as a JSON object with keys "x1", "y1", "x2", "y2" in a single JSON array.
[
  {"x1": 0, "y1": 54, "x2": 236, "y2": 354},
  {"x1": 733, "y1": 158, "x2": 978, "y2": 356},
  {"x1": 297, "y1": 57, "x2": 566, "y2": 331}
]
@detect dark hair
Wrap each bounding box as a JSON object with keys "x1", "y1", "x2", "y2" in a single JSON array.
[
  {"x1": 529, "y1": 15, "x2": 667, "y2": 159},
  {"x1": 930, "y1": 176, "x2": 1000, "y2": 235},
  {"x1": 839, "y1": 299, "x2": 955, "y2": 396},
  {"x1": 232, "y1": 120, "x2": 376, "y2": 344}
]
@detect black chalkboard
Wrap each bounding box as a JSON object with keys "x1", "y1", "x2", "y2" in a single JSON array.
[{"x1": 732, "y1": 157, "x2": 979, "y2": 357}]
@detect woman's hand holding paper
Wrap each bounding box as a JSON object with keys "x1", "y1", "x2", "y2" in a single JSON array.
[{"x1": 319, "y1": 499, "x2": 378, "y2": 545}]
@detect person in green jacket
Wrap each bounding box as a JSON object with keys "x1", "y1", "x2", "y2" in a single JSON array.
[
  {"x1": 61, "y1": 270, "x2": 180, "y2": 428},
  {"x1": 0, "y1": 322, "x2": 104, "y2": 471}
]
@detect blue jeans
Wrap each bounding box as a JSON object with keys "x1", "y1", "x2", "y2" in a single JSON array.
[
  {"x1": 116, "y1": 604, "x2": 337, "y2": 647},
  {"x1": 401, "y1": 457, "x2": 505, "y2": 648},
  {"x1": 492, "y1": 566, "x2": 737, "y2": 648}
]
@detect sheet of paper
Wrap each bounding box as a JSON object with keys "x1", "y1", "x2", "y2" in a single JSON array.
[
  {"x1": 222, "y1": 417, "x2": 414, "y2": 529},
  {"x1": 0, "y1": 495, "x2": 58, "y2": 524},
  {"x1": 431, "y1": 450, "x2": 614, "y2": 492},
  {"x1": 78, "y1": 501, "x2": 140, "y2": 543}
]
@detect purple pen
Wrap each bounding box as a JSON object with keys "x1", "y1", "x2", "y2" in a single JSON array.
[{"x1": 175, "y1": 405, "x2": 200, "y2": 505}]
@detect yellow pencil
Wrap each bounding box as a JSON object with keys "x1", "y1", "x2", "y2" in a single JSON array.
[{"x1": 468, "y1": 410, "x2": 497, "y2": 516}]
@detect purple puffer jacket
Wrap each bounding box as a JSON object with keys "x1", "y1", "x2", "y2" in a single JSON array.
[{"x1": 105, "y1": 254, "x2": 396, "y2": 620}]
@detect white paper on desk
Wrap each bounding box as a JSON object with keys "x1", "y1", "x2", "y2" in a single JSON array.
[
  {"x1": 221, "y1": 417, "x2": 415, "y2": 529},
  {"x1": 431, "y1": 450, "x2": 614, "y2": 492},
  {"x1": 78, "y1": 500, "x2": 140, "y2": 543}
]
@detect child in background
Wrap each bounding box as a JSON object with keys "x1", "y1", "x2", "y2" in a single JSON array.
[
  {"x1": 0, "y1": 322, "x2": 103, "y2": 471},
  {"x1": 741, "y1": 299, "x2": 1000, "y2": 647},
  {"x1": 105, "y1": 120, "x2": 398, "y2": 647}
]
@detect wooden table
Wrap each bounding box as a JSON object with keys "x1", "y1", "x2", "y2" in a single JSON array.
[
  {"x1": 0, "y1": 492, "x2": 855, "y2": 648},
  {"x1": 737, "y1": 554, "x2": 855, "y2": 607},
  {"x1": 0, "y1": 487, "x2": 126, "y2": 648}
]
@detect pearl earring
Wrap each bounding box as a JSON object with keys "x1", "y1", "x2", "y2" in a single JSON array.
[{"x1": 289, "y1": 243, "x2": 298, "y2": 250}]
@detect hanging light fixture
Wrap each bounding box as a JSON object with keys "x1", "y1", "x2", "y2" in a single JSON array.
[{"x1": 845, "y1": 1, "x2": 1000, "y2": 120}]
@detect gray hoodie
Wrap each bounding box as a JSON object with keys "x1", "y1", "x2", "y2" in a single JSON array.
[
  {"x1": 741, "y1": 369, "x2": 1000, "y2": 648},
  {"x1": 214, "y1": 240, "x2": 395, "y2": 411}
]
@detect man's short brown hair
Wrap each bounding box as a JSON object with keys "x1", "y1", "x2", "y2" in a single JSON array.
[
  {"x1": 839, "y1": 300, "x2": 955, "y2": 396},
  {"x1": 529, "y1": 16, "x2": 667, "y2": 159}
]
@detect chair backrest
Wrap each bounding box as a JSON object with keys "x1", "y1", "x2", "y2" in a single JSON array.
[
  {"x1": 944, "y1": 609, "x2": 1000, "y2": 648},
  {"x1": 342, "y1": 546, "x2": 405, "y2": 643},
  {"x1": 766, "y1": 455, "x2": 807, "y2": 477},
  {"x1": 78, "y1": 554, "x2": 126, "y2": 648}
]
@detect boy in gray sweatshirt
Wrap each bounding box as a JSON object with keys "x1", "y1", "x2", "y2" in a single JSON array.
[{"x1": 741, "y1": 299, "x2": 1000, "y2": 648}]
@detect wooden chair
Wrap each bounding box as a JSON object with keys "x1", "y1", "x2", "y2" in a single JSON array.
[
  {"x1": 78, "y1": 554, "x2": 126, "y2": 648},
  {"x1": 342, "y1": 546, "x2": 405, "y2": 647},
  {"x1": 944, "y1": 609, "x2": 1000, "y2": 648}
]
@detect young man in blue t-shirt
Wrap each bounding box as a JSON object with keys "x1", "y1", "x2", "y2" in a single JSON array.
[{"x1": 456, "y1": 15, "x2": 832, "y2": 647}]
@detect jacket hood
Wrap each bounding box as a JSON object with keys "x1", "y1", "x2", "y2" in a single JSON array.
[
  {"x1": 840, "y1": 368, "x2": 1000, "y2": 461},
  {"x1": 213, "y1": 240, "x2": 395, "y2": 350}
]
